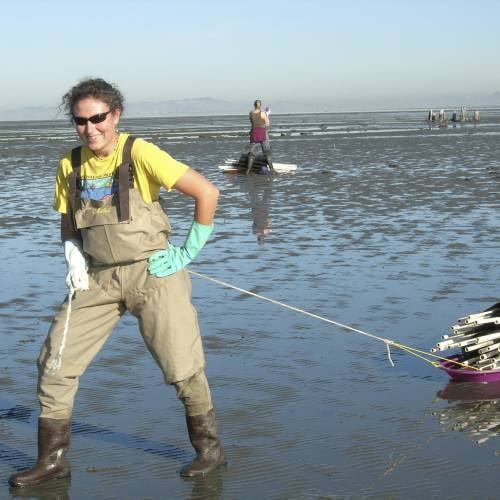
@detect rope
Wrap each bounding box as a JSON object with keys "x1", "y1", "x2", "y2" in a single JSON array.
[
  {"x1": 46, "y1": 287, "x2": 74, "y2": 373},
  {"x1": 187, "y1": 269, "x2": 480, "y2": 371}
]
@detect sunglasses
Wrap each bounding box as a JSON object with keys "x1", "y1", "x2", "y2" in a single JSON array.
[{"x1": 73, "y1": 109, "x2": 112, "y2": 126}]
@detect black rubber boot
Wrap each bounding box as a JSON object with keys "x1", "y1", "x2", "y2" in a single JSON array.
[
  {"x1": 265, "y1": 153, "x2": 275, "y2": 173},
  {"x1": 9, "y1": 418, "x2": 71, "y2": 488},
  {"x1": 180, "y1": 409, "x2": 226, "y2": 478},
  {"x1": 245, "y1": 153, "x2": 255, "y2": 174}
]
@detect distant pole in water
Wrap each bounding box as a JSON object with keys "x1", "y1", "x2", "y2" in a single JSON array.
[{"x1": 439, "y1": 109, "x2": 447, "y2": 128}]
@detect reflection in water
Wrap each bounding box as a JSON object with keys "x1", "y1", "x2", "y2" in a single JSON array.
[
  {"x1": 434, "y1": 381, "x2": 500, "y2": 445},
  {"x1": 248, "y1": 177, "x2": 273, "y2": 245},
  {"x1": 9, "y1": 477, "x2": 71, "y2": 500},
  {"x1": 189, "y1": 469, "x2": 224, "y2": 500}
]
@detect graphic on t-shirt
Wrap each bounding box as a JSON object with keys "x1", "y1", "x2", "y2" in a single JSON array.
[{"x1": 80, "y1": 175, "x2": 118, "y2": 201}]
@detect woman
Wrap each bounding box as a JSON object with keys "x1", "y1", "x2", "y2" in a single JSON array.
[
  {"x1": 9, "y1": 78, "x2": 225, "y2": 487},
  {"x1": 246, "y1": 99, "x2": 275, "y2": 174}
]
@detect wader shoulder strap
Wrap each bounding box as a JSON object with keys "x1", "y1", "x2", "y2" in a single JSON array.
[
  {"x1": 117, "y1": 135, "x2": 136, "y2": 222},
  {"x1": 68, "y1": 146, "x2": 82, "y2": 213},
  {"x1": 60, "y1": 146, "x2": 83, "y2": 242}
]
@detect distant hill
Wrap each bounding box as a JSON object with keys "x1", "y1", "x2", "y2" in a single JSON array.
[
  {"x1": 125, "y1": 97, "x2": 347, "y2": 116},
  {"x1": 126, "y1": 97, "x2": 244, "y2": 117},
  {"x1": 0, "y1": 106, "x2": 65, "y2": 121}
]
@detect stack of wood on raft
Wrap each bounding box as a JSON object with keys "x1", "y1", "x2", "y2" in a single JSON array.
[
  {"x1": 230, "y1": 154, "x2": 271, "y2": 170},
  {"x1": 431, "y1": 303, "x2": 500, "y2": 371}
]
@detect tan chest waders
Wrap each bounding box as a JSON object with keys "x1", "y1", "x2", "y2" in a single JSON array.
[{"x1": 38, "y1": 136, "x2": 206, "y2": 419}]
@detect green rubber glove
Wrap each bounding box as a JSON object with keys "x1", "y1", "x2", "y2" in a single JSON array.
[{"x1": 148, "y1": 221, "x2": 214, "y2": 277}]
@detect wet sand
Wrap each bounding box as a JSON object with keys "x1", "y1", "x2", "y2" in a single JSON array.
[{"x1": 1, "y1": 111, "x2": 500, "y2": 498}]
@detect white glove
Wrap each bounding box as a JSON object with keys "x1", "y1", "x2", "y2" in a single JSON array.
[{"x1": 64, "y1": 240, "x2": 89, "y2": 291}]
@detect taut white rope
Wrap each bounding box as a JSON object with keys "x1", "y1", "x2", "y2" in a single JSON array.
[{"x1": 188, "y1": 269, "x2": 396, "y2": 366}]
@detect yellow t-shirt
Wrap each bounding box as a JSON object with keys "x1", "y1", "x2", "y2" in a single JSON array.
[{"x1": 53, "y1": 133, "x2": 189, "y2": 214}]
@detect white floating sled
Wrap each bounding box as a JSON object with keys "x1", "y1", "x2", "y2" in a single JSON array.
[
  {"x1": 219, "y1": 163, "x2": 297, "y2": 173},
  {"x1": 219, "y1": 155, "x2": 297, "y2": 174}
]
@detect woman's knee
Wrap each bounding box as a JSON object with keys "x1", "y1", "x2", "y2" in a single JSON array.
[{"x1": 174, "y1": 370, "x2": 213, "y2": 416}]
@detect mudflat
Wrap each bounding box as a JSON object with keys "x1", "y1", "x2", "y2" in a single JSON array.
[{"x1": 1, "y1": 110, "x2": 499, "y2": 498}]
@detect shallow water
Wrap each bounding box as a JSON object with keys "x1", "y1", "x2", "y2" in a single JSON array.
[{"x1": 1, "y1": 110, "x2": 500, "y2": 499}]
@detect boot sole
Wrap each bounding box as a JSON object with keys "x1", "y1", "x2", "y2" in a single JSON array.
[
  {"x1": 180, "y1": 458, "x2": 227, "y2": 478},
  {"x1": 9, "y1": 470, "x2": 71, "y2": 488}
]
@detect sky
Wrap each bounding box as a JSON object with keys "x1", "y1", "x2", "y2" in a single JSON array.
[{"x1": 1, "y1": 0, "x2": 499, "y2": 112}]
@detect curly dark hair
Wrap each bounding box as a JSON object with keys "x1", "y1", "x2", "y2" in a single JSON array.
[{"x1": 60, "y1": 78, "x2": 125, "y2": 122}]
